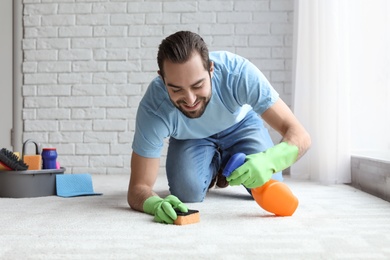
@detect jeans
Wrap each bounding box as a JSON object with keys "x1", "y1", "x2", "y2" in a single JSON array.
[{"x1": 166, "y1": 110, "x2": 283, "y2": 202}]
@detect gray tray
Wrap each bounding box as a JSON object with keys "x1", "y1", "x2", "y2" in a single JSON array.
[{"x1": 0, "y1": 168, "x2": 66, "y2": 198}]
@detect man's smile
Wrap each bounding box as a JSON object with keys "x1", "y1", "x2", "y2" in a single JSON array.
[{"x1": 181, "y1": 101, "x2": 201, "y2": 111}]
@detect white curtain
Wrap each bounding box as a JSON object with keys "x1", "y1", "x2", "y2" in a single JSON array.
[
  {"x1": 292, "y1": 0, "x2": 390, "y2": 184},
  {"x1": 348, "y1": 1, "x2": 390, "y2": 157}
]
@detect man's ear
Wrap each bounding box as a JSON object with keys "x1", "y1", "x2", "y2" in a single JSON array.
[
  {"x1": 157, "y1": 70, "x2": 165, "y2": 84},
  {"x1": 209, "y1": 61, "x2": 214, "y2": 77}
]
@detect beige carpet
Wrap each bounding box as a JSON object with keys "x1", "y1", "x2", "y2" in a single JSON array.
[{"x1": 1, "y1": 173, "x2": 390, "y2": 259}]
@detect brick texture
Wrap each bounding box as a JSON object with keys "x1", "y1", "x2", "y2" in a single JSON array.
[{"x1": 22, "y1": 0, "x2": 294, "y2": 174}]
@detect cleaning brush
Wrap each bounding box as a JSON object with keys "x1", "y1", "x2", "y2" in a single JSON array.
[{"x1": 0, "y1": 148, "x2": 28, "y2": 171}]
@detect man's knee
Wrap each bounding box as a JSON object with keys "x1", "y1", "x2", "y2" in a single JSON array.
[{"x1": 169, "y1": 181, "x2": 208, "y2": 203}]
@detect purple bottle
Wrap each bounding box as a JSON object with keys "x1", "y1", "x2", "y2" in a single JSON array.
[{"x1": 42, "y1": 148, "x2": 57, "y2": 169}]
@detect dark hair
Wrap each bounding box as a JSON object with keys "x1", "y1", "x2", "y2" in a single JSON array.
[{"x1": 157, "y1": 31, "x2": 210, "y2": 77}]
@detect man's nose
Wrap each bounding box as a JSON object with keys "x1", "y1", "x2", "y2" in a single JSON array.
[{"x1": 183, "y1": 90, "x2": 196, "y2": 104}]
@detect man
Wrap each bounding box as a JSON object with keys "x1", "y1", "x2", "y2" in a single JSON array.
[{"x1": 128, "y1": 31, "x2": 311, "y2": 224}]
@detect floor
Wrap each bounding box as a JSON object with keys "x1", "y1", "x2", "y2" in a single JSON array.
[{"x1": 1, "y1": 173, "x2": 390, "y2": 259}]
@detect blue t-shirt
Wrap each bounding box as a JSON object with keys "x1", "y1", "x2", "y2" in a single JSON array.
[{"x1": 132, "y1": 51, "x2": 279, "y2": 158}]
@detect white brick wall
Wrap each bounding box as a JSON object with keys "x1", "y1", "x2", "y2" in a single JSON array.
[{"x1": 22, "y1": 0, "x2": 294, "y2": 174}]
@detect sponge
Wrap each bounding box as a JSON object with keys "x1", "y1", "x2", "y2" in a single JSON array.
[
  {"x1": 174, "y1": 209, "x2": 200, "y2": 225},
  {"x1": 22, "y1": 139, "x2": 42, "y2": 170},
  {"x1": 23, "y1": 155, "x2": 42, "y2": 170}
]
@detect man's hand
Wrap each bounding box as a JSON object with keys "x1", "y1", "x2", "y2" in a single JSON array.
[
  {"x1": 143, "y1": 195, "x2": 188, "y2": 224},
  {"x1": 226, "y1": 142, "x2": 299, "y2": 189}
]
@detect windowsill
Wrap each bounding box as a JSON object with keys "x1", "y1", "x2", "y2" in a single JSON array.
[
  {"x1": 351, "y1": 153, "x2": 390, "y2": 203},
  {"x1": 351, "y1": 151, "x2": 390, "y2": 164}
]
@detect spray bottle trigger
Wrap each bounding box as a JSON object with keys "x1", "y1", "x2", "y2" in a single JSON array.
[{"x1": 222, "y1": 152, "x2": 246, "y2": 177}]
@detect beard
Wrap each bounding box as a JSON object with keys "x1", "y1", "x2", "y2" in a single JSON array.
[{"x1": 172, "y1": 94, "x2": 211, "y2": 119}]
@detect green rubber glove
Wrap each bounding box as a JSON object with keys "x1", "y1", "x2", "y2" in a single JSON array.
[
  {"x1": 143, "y1": 195, "x2": 188, "y2": 224},
  {"x1": 227, "y1": 142, "x2": 299, "y2": 189}
]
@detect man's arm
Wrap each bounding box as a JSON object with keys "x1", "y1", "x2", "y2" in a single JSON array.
[
  {"x1": 127, "y1": 151, "x2": 160, "y2": 212},
  {"x1": 261, "y1": 98, "x2": 311, "y2": 159},
  {"x1": 226, "y1": 98, "x2": 311, "y2": 189}
]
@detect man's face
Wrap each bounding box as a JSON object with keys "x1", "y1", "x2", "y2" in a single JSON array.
[{"x1": 160, "y1": 53, "x2": 214, "y2": 119}]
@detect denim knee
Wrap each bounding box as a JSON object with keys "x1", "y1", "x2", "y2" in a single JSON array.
[
  {"x1": 166, "y1": 138, "x2": 219, "y2": 203},
  {"x1": 170, "y1": 180, "x2": 208, "y2": 203}
]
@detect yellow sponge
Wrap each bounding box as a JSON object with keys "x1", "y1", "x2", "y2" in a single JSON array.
[
  {"x1": 174, "y1": 209, "x2": 200, "y2": 225},
  {"x1": 22, "y1": 139, "x2": 42, "y2": 170},
  {"x1": 23, "y1": 155, "x2": 42, "y2": 170}
]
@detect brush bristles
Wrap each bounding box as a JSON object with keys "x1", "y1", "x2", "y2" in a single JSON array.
[{"x1": 0, "y1": 148, "x2": 29, "y2": 171}]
